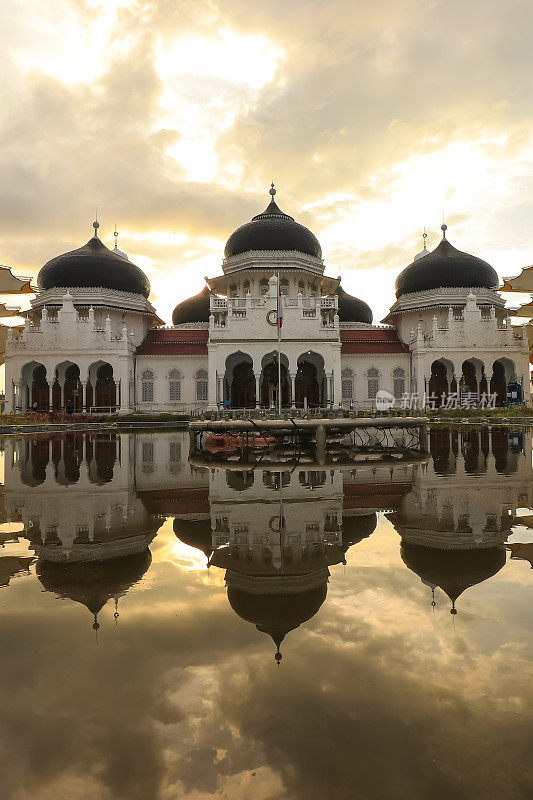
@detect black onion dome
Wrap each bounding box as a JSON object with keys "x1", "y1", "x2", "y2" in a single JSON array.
[
  {"x1": 395, "y1": 233, "x2": 499, "y2": 298},
  {"x1": 172, "y1": 286, "x2": 211, "y2": 325},
  {"x1": 342, "y1": 512, "x2": 377, "y2": 547},
  {"x1": 37, "y1": 234, "x2": 151, "y2": 298},
  {"x1": 227, "y1": 582, "x2": 327, "y2": 647},
  {"x1": 224, "y1": 188, "x2": 322, "y2": 260},
  {"x1": 335, "y1": 285, "x2": 373, "y2": 324},
  {"x1": 173, "y1": 517, "x2": 213, "y2": 556},
  {"x1": 400, "y1": 542, "x2": 506, "y2": 605}
]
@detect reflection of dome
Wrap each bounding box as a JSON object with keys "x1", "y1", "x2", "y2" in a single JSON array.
[
  {"x1": 342, "y1": 512, "x2": 377, "y2": 547},
  {"x1": 36, "y1": 550, "x2": 152, "y2": 620},
  {"x1": 401, "y1": 542, "x2": 506, "y2": 612},
  {"x1": 227, "y1": 577, "x2": 327, "y2": 658},
  {"x1": 335, "y1": 286, "x2": 373, "y2": 324},
  {"x1": 224, "y1": 187, "x2": 322, "y2": 260},
  {"x1": 173, "y1": 517, "x2": 212, "y2": 557},
  {"x1": 172, "y1": 286, "x2": 211, "y2": 325},
  {"x1": 0, "y1": 556, "x2": 33, "y2": 586},
  {"x1": 395, "y1": 231, "x2": 498, "y2": 298},
  {"x1": 37, "y1": 227, "x2": 151, "y2": 298}
]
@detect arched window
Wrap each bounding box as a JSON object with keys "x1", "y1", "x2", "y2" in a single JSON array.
[
  {"x1": 195, "y1": 369, "x2": 208, "y2": 402},
  {"x1": 393, "y1": 366, "x2": 405, "y2": 399},
  {"x1": 260, "y1": 279, "x2": 269, "y2": 296},
  {"x1": 341, "y1": 368, "x2": 354, "y2": 400},
  {"x1": 367, "y1": 367, "x2": 379, "y2": 399},
  {"x1": 169, "y1": 369, "x2": 181, "y2": 402},
  {"x1": 243, "y1": 280, "x2": 250, "y2": 292},
  {"x1": 298, "y1": 280, "x2": 305, "y2": 293},
  {"x1": 141, "y1": 369, "x2": 154, "y2": 402},
  {"x1": 229, "y1": 283, "x2": 237, "y2": 298},
  {"x1": 280, "y1": 278, "x2": 289, "y2": 296}
]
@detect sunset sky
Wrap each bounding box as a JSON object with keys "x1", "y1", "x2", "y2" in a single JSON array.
[{"x1": 2, "y1": 0, "x2": 533, "y2": 325}]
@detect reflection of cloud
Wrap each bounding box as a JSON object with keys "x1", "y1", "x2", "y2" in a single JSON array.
[{"x1": 0, "y1": 507, "x2": 532, "y2": 800}]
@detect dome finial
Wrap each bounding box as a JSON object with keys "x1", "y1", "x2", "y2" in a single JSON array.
[
  {"x1": 441, "y1": 223, "x2": 447, "y2": 239},
  {"x1": 269, "y1": 182, "x2": 276, "y2": 197},
  {"x1": 114, "y1": 224, "x2": 119, "y2": 251},
  {"x1": 274, "y1": 644, "x2": 282, "y2": 665},
  {"x1": 422, "y1": 227, "x2": 428, "y2": 251},
  {"x1": 93, "y1": 208, "x2": 99, "y2": 238}
]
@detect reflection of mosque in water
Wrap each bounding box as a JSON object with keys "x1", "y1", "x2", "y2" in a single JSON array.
[
  {"x1": 2, "y1": 428, "x2": 533, "y2": 646},
  {"x1": 389, "y1": 427, "x2": 533, "y2": 613}
]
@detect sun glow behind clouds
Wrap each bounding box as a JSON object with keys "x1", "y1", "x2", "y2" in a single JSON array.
[{"x1": 156, "y1": 29, "x2": 284, "y2": 181}]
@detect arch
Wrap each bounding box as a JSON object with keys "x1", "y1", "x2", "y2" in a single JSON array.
[
  {"x1": 295, "y1": 351, "x2": 325, "y2": 408},
  {"x1": 226, "y1": 470, "x2": 254, "y2": 491},
  {"x1": 53, "y1": 360, "x2": 81, "y2": 412},
  {"x1": 429, "y1": 358, "x2": 454, "y2": 404},
  {"x1": 225, "y1": 353, "x2": 254, "y2": 408},
  {"x1": 87, "y1": 361, "x2": 116, "y2": 410},
  {"x1": 260, "y1": 278, "x2": 269, "y2": 296},
  {"x1": 459, "y1": 358, "x2": 485, "y2": 401},
  {"x1": 491, "y1": 358, "x2": 516, "y2": 406},
  {"x1": 261, "y1": 351, "x2": 290, "y2": 408},
  {"x1": 21, "y1": 361, "x2": 48, "y2": 412}
]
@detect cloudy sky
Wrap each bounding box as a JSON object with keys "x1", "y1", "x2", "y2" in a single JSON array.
[{"x1": 2, "y1": 0, "x2": 533, "y2": 324}]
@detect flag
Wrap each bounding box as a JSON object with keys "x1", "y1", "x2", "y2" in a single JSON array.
[{"x1": 277, "y1": 275, "x2": 283, "y2": 340}]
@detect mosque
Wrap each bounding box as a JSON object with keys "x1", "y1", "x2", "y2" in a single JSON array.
[{"x1": 4, "y1": 186, "x2": 531, "y2": 413}]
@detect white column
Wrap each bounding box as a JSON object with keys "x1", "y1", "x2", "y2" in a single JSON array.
[
  {"x1": 14, "y1": 382, "x2": 21, "y2": 412},
  {"x1": 81, "y1": 381, "x2": 87, "y2": 412},
  {"x1": 48, "y1": 382, "x2": 53, "y2": 412},
  {"x1": 255, "y1": 373, "x2": 261, "y2": 408},
  {"x1": 115, "y1": 380, "x2": 120, "y2": 410},
  {"x1": 60, "y1": 380, "x2": 65, "y2": 411},
  {"x1": 290, "y1": 373, "x2": 296, "y2": 407}
]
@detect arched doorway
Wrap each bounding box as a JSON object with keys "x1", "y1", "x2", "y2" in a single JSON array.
[
  {"x1": 491, "y1": 358, "x2": 516, "y2": 406},
  {"x1": 295, "y1": 352, "x2": 325, "y2": 408},
  {"x1": 231, "y1": 362, "x2": 255, "y2": 408},
  {"x1": 224, "y1": 352, "x2": 255, "y2": 408},
  {"x1": 88, "y1": 362, "x2": 117, "y2": 410},
  {"x1": 260, "y1": 353, "x2": 290, "y2": 408},
  {"x1": 64, "y1": 364, "x2": 81, "y2": 413},
  {"x1": 428, "y1": 360, "x2": 450, "y2": 402},
  {"x1": 21, "y1": 361, "x2": 48, "y2": 411}
]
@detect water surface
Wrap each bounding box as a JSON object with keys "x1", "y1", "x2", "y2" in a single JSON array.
[{"x1": 0, "y1": 428, "x2": 532, "y2": 800}]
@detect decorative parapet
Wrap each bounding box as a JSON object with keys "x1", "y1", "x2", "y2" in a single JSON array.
[
  {"x1": 409, "y1": 294, "x2": 528, "y2": 351},
  {"x1": 222, "y1": 250, "x2": 324, "y2": 275},
  {"x1": 6, "y1": 295, "x2": 136, "y2": 353},
  {"x1": 208, "y1": 292, "x2": 339, "y2": 332}
]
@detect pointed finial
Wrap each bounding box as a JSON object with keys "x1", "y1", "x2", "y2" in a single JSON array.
[
  {"x1": 274, "y1": 644, "x2": 282, "y2": 665},
  {"x1": 450, "y1": 599, "x2": 457, "y2": 615},
  {"x1": 422, "y1": 227, "x2": 428, "y2": 250},
  {"x1": 93, "y1": 210, "x2": 100, "y2": 237},
  {"x1": 269, "y1": 182, "x2": 276, "y2": 197},
  {"x1": 114, "y1": 225, "x2": 119, "y2": 250},
  {"x1": 441, "y1": 223, "x2": 447, "y2": 239}
]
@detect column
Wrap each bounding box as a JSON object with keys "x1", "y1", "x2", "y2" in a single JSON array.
[
  {"x1": 218, "y1": 375, "x2": 224, "y2": 407},
  {"x1": 290, "y1": 373, "x2": 296, "y2": 407},
  {"x1": 14, "y1": 382, "x2": 21, "y2": 412},
  {"x1": 255, "y1": 373, "x2": 261, "y2": 408},
  {"x1": 81, "y1": 381, "x2": 87, "y2": 412},
  {"x1": 21, "y1": 383, "x2": 27, "y2": 413},
  {"x1": 326, "y1": 373, "x2": 332, "y2": 406},
  {"x1": 115, "y1": 380, "x2": 120, "y2": 410},
  {"x1": 60, "y1": 379, "x2": 65, "y2": 411},
  {"x1": 48, "y1": 382, "x2": 53, "y2": 412}
]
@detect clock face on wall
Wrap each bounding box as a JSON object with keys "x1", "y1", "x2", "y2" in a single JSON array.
[{"x1": 266, "y1": 310, "x2": 278, "y2": 326}]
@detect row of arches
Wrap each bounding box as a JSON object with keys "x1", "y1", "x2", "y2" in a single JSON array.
[
  {"x1": 428, "y1": 358, "x2": 517, "y2": 406},
  {"x1": 16, "y1": 360, "x2": 119, "y2": 413},
  {"x1": 222, "y1": 351, "x2": 328, "y2": 408}
]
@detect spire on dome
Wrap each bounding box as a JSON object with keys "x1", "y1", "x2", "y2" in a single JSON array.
[
  {"x1": 441, "y1": 223, "x2": 448, "y2": 239},
  {"x1": 270, "y1": 182, "x2": 276, "y2": 197},
  {"x1": 93, "y1": 218, "x2": 100, "y2": 238},
  {"x1": 413, "y1": 228, "x2": 430, "y2": 261},
  {"x1": 274, "y1": 644, "x2": 282, "y2": 665}
]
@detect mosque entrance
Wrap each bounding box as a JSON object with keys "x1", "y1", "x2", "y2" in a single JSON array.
[
  {"x1": 295, "y1": 360, "x2": 320, "y2": 407},
  {"x1": 230, "y1": 362, "x2": 255, "y2": 408},
  {"x1": 260, "y1": 360, "x2": 290, "y2": 408}
]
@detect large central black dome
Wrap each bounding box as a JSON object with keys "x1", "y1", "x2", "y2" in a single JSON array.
[
  {"x1": 224, "y1": 186, "x2": 322, "y2": 260},
  {"x1": 37, "y1": 228, "x2": 151, "y2": 298},
  {"x1": 395, "y1": 229, "x2": 499, "y2": 298}
]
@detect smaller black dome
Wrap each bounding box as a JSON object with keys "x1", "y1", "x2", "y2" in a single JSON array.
[
  {"x1": 37, "y1": 234, "x2": 151, "y2": 298},
  {"x1": 335, "y1": 286, "x2": 373, "y2": 324},
  {"x1": 172, "y1": 286, "x2": 211, "y2": 325},
  {"x1": 395, "y1": 235, "x2": 499, "y2": 298},
  {"x1": 224, "y1": 189, "x2": 322, "y2": 260}
]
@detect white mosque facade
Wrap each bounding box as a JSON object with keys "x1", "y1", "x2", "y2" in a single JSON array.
[{"x1": 4, "y1": 188, "x2": 531, "y2": 413}]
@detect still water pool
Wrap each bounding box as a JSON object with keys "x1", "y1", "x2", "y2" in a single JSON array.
[{"x1": 0, "y1": 428, "x2": 532, "y2": 800}]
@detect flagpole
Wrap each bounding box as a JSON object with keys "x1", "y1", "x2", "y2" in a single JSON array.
[{"x1": 277, "y1": 272, "x2": 282, "y2": 416}]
